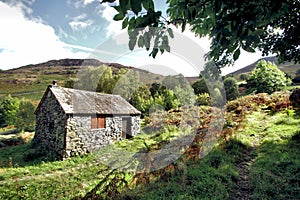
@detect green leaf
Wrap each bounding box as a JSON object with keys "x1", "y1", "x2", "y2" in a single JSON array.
[
  {"x1": 182, "y1": 20, "x2": 186, "y2": 32},
  {"x1": 138, "y1": 36, "x2": 144, "y2": 47},
  {"x1": 150, "y1": 48, "x2": 159, "y2": 58},
  {"x1": 129, "y1": 37, "x2": 137, "y2": 50},
  {"x1": 167, "y1": 28, "x2": 174, "y2": 38},
  {"x1": 165, "y1": 44, "x2": 171, "y2": 52},
  {"x1": 113, "y1": 13, "x2": 124, "y2": 21},
  {"x1": 122, "y1": 17, "x2": 129, "y2": 29},
  {"x1": 233, "y1": 49, "x2": 240, "y2": 61},
  {"x1": 245, "y1": 46, "x2": 256, "y2": 53},
  {"x1": 143, "y1": 32, "x2": 151, "y2": 49},
  {"x1": 242, "y1": 43, "x2": 256, "y2": 53},
  {"x1": 130, "y1": 0, "x2": 142, "y2": 15},
  {"x1": 120, "y1": 0, "x2": 130, "y2": 13},
  {"x1": 142, "y1": 0, "x2": 154, "y2": 10},
  {"x1": 128, "y1": 17, "x2": 136, "y2": 30}
]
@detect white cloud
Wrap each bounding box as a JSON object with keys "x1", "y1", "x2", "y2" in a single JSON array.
[
  {"x1": 3, "y1": 0, "x2": 35, "y2": 15},
  {"x1": 0, "y1": 2, "x2": 89, "y2": 70},
  {"x1": 100, "y1": 3, "x2": 122, "y2": 37},
  {"x1": 69, "y1": 13, "x2": 94, "y2": 32},
  {"x1": 83, "y1": 0, "x2": 98, "y2": 5},
  {"x1": 68, "y1": 0, "x2": 99, "y2": 8}
]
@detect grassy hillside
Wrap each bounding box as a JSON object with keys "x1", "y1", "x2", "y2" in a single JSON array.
[
  {"x1": 0, "y1": 91, "x2": 299, "y2": 199},
  {"x1": 0, "y1": 59, "x2": 165, "y2": 105},
  {"x1": 228, "y1": 56, "x2": 300, "y2": 79}
]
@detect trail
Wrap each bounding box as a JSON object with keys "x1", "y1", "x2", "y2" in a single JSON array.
[{"x1": 233, "y1": 146, "x2": 257, "y2": 200}]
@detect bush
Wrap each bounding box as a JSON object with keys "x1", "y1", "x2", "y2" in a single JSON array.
[
  {"x1": 246, "y1": 60, "x2": 291, "y2": 94},
  {"x1": 192, "y1": 78, "x2": 209, "y2": 95},
  {"x1": 15, "y1": 100, "x2": 35, "y2": 131},
  {"x1": 224, "y1": 77, "x2": 239, "y2": 101},
  {"x1": 196, "y1": 93, "x2": 211, "y2": 106}
]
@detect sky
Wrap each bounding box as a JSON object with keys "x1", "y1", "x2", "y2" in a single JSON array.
[{"x1": 0, "y1": 0, "x2": 265, "y2": 76}]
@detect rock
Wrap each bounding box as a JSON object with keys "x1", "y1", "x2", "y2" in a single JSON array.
[{"x1": 290, "y1": 88, "x2": 300, "y2": 108}]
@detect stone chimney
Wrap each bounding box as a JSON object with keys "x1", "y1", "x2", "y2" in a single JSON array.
[{"x1": 52, "y1": 80, "x2": 58, "y2": 86}]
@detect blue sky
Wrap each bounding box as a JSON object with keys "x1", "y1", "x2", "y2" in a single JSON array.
[{"x1": 0, "y1": 0, "x2": 263, "y2": 76}]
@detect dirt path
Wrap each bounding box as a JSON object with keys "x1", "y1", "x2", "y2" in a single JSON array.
[{"x1": 233, "y1": 146, "x2": 257, "y2": 200}]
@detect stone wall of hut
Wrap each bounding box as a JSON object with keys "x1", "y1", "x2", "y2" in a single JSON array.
[
  {"x1": 34, "y1": 90, "x2": 67, "y2": 159},
  {"x1": 34, "y1": 90, "x2": 141, "y2": 160},
  {"x1": 64, "y1": 115, "x2": 140, "y2": 158}
]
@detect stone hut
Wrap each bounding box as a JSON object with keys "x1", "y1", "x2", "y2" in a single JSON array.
[{"x1": 33, "y1": 82, "x2": 141, "y2": 159}]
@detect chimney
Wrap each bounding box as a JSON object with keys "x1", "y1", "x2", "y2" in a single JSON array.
[{"x1": 52, "y1": 80, "x2": 58, "y2": 86}]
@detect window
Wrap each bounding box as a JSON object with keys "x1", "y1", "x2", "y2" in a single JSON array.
[{"x1": 91, "y1": 115, "x2": 105, "y2": 129}]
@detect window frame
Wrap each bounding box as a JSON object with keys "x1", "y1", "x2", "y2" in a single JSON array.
[{"x1": 91, "y1": 115, "x2": 106, "y2": 129}]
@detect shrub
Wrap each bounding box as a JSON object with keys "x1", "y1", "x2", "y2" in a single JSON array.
[
  {"x1": 196, "y1": 93, "x2": 211, "y2": 106},
  {"x1": 224, "y1": 77, "x2": 239, "y2": 101},
  {"x1": 246, "y1": 60, "x2": 291, "y2": 94},
  {"x1": 192, "y1": 78, "x2": 209, "y2": 95}
]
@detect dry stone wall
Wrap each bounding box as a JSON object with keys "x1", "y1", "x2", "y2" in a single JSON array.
[
  {"x1": 34, "y1": 90, "x2": 67, "y2": 159},
  {"x1": 34, "y1": 88, "x2": 141, "y2": 160},
  {"x1": 131, "y1": 116, "x2": 140, "y2": 136},
  {"x1": 65, "y1": 115, "x2": 123, "y2": 157}
]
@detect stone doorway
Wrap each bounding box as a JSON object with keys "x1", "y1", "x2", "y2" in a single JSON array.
[{"x1": 121, "y1": 117, "x2": 132, "y2": 139}]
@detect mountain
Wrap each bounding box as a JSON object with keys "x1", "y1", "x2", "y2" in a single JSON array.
[
  {"x1": 0, "y1": 58, "x2": 165, "y2": 104},
  {"x1": 8, "y1": 58, "x2": 151, "y2": 74},
  {"x1": 228, "y1": 56, "x2": 300, "y2": 78}
]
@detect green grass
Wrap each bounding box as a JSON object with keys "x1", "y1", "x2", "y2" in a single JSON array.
[
  {"x1": 1, "y1": 104, "x2": 300, "y2": 199},
  {"x1": 118, "y1": 142, "x2": 242, "y2": 200},
  {"x1": 117, "y1": 110, "x2": 300, "y2": 199},
  {"x1": 247, "y1": 112, "x2": 300, "y2": 199},
  {"x1": 0, "y1": 150, "x2": 110, "y2": 199},
  {"x1": 0, "y1": 125, "x2": 193, "y2": 199}
]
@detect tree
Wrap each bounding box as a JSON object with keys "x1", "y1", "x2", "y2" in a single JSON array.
[
  {"x1": 162, "y1": 89, "x2": 179, "y2": 110},
  {"x1": 113, "y1": 70, "x2": 140, "y2": 101},
  {"x1": 15, "y1": 99, "x2": 35, "y2": 131},
  {"x1": 239, "y1": 74, "x2": 249, "y2": 81},
  {"x1": 246, "y1": 60, "x2": 291, "y2": 94},
  {"x1": 97, "y1": 67, "x2": 116, "y2": 93},
  {"x1": 0, "y1": 95, "x2": 20, "y2": 127},
  {"x1": 192, "y1": 78, "x2": 209, "y2": 95},
  {"x1": 130, "y1": 85, "x2": 153, "y2": 116},
  {"x1": 149, "y1": 82, "x2": 166, "y2": 97},
  {"x1": 101, "y1": 0, "x2": 299, "y2": 66},
  {"x1": 224, "y1": 77, "x2": 239, "y2": 101}
]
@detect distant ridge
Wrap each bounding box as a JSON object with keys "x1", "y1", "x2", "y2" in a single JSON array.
[
  {"x1": 7, "y1": 58, "x2": 149, "y2": 73},
  {"x1": 21, "y1": 58, "x2": 104, "y2": 68},
  {"x1": 228, "y1": 56, "x2": 279, "y2": 76}
]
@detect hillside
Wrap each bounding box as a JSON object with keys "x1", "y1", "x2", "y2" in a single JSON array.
[
  {"x1": 0, "y1": 59, "x2": 165, "y2": 104},
  {"x1": 0, "y1": 91, "x2": 299, "y2": 199},
  {"x1": 228, "y1": 56, "x2": 300, "y2": 78}
]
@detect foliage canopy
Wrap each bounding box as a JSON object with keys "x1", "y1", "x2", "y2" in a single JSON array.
[
  {"x1": 101, "y1": 0, "x2": 300, "y2": 66},
  {"x1": 246, "y1": 60, "x2": 291, "y2": 94},
  {"x1": 224, "y1": 77, "x2": 239, "y2": 101}
]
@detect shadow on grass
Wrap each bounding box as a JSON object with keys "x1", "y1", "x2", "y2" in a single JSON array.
[
  {"x1": 90, "y1": 138, "x2": 251, "y2": 200},
  {"x1": 293, "y1": 109, "x2": 300, "y2": 119},
  {"x1": 249, "y1": 130, "x2": 300, "y2": 200},
  {"x1": 0, "y1": 142, "x2": 53, "y2": 168}
]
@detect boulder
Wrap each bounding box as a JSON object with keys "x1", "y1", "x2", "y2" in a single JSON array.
[{"x1": 290, "y1": 88, "x2": 300, "y2": 108}]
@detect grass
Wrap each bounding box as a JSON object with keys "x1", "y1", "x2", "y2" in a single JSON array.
[
  {"x1": 0, "y1": 150, "x2": 110, "y2": 199},
  {"x1": 116, "y1": 109, "x2": 300, "y2": 199},
  {"x1": 0, "y1": 125, "x2": 194, "y2": 199},
  {"x1": 0, "y1": 100, "x2": 300, "y2": 199},
  {"x1": 118, "y1": 142, "x2": 242, "y2": 200}
]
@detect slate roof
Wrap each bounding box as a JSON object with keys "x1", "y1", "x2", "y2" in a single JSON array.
[{"x1": 36, "y1": 86, "x2": 141, "y2": 115}]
